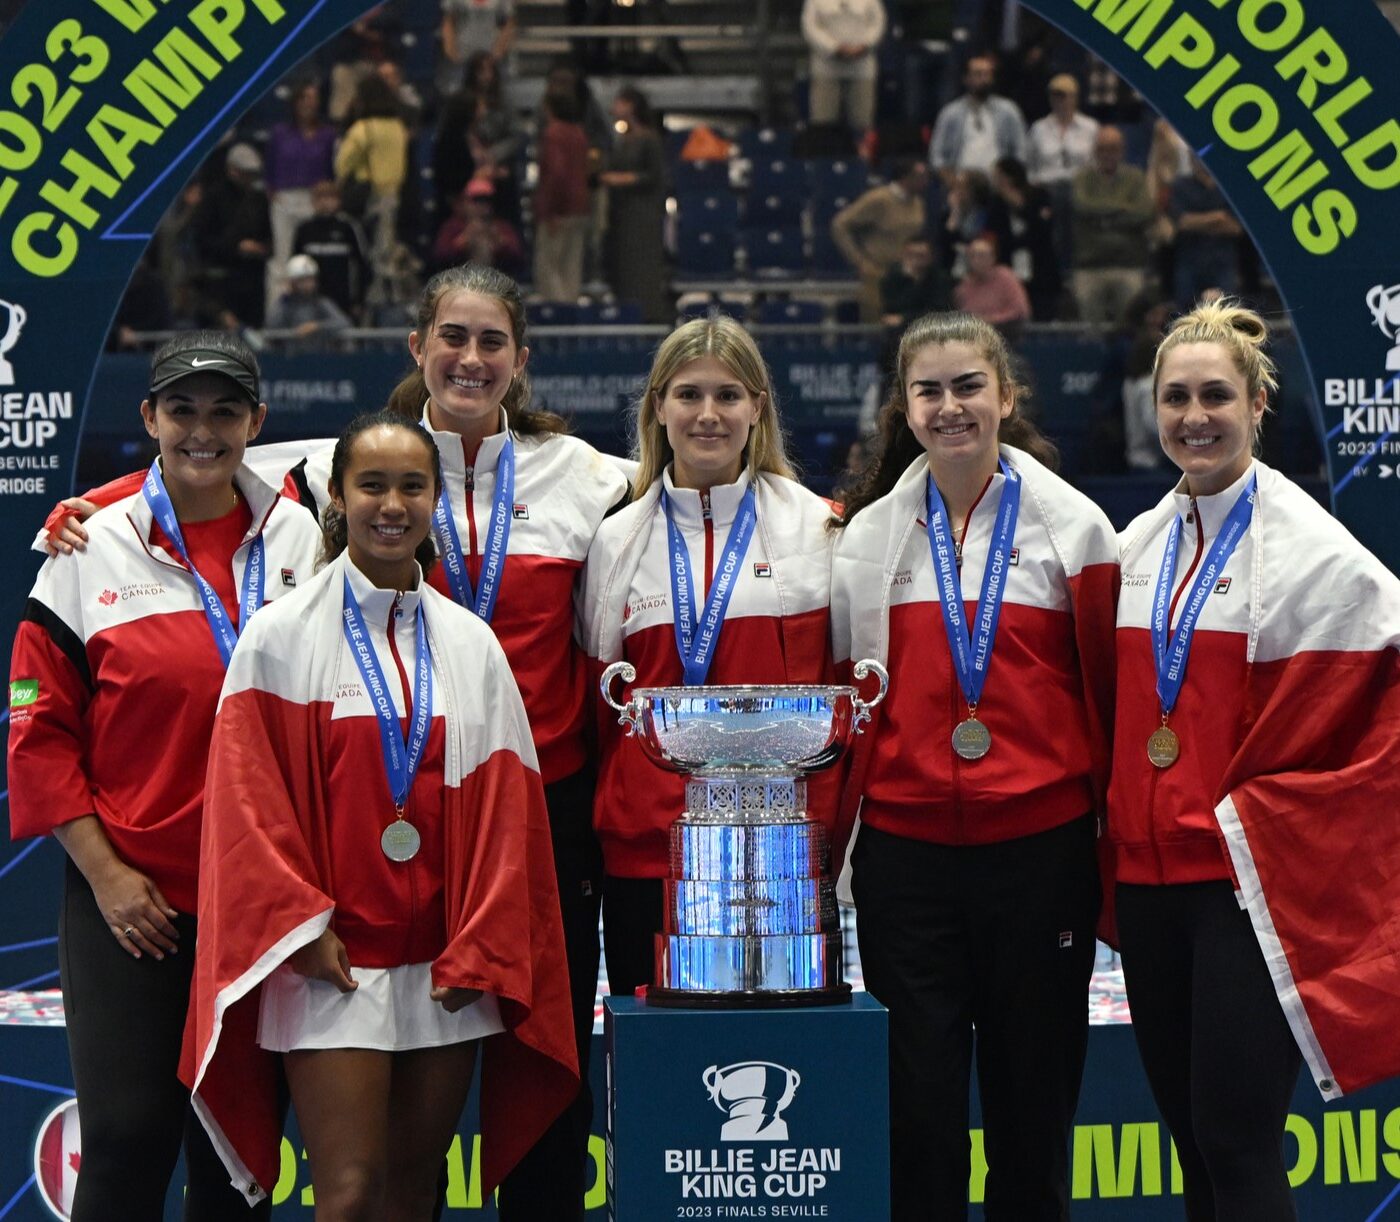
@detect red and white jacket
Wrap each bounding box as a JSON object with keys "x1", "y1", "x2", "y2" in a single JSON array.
[
  {"x1": 414, "y1": 411, "x2": 629, "y2": 783},
  {"x1": 1111, "y1": 460, "x2": 1400, "y2": 1099},
  {"x1": 7, "y1": 466, "x2": 322, "y2": 913},
  {"x1": 831, "y1": 446, "x2": 1118, "y2": 850},
  {"x1": 182, "y1": 552, "x2": 577, "y2": 1203},
  {"x1": 48, "y1": 419, "x2": 630, "y2": 785},
  {"x1": 577, "y1": 471, "x2": 836, "y2": 877}
]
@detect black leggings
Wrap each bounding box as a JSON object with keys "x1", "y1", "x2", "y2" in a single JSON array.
[
  {"x1": 59, "y1": 857, "x2": 269, "y2": 1222},
  {"x1": 496, "y1": 766, "x2": 605, "y2": 1222},
  {"x1": 601, "y1": 875, "x2": 664, "y2": 999},
  {"x1": 1117, "y1": 880, "x2": 1302, "y2": 1222},
  {"x1": 852, "y1": 816, "x2": 1100, "y2": 1222}
]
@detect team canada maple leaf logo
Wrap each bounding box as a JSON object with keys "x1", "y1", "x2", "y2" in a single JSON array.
[{"x1": 98, "y1": 590, "x2": 117, "y2": 606}]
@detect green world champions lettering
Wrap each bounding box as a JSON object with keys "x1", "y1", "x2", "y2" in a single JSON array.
[
  {"x1": 1071, "y1": 0, "x2": 1400, "y2": 255},
  {"x1": 960, "y1": 1110, "x2": 1400, "y2": 1203},
  {"x1": 0, "y1": 0, "x2": 296, "y2": 278},
  {"x1": 264, "y1": 1134, "x2": 610, "y2": 1211}
]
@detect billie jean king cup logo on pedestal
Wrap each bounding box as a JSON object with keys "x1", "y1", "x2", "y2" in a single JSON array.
[
  {"x1": 601, "y1": 659, "x2": 888, "y2": 1006},
  {"x1": 704, "y1": 1061, "x2": 801, "y2": 1141},
  {"x1": 0, "y1": 299, "x2": 27, "y2": 387}
]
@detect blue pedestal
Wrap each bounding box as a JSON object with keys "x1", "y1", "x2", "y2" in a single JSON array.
[{"x1": 605, "y1": 993, "x2": 890, "y2": 1221}]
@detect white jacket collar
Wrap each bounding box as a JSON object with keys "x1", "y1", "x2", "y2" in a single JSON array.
[
  {"x1": 341, "y1": 550, "x2": 425, "y2": 624},
  {"x1": 661, "y1": 467, "x2": 752, "y2": 529},
  {"x1": 1172, "y1": 460, "x2": 1257, "y2": 541},
  {"x1": 421, "y1": 403, "x2": 511, "y2": 472},
  {"x1": 128, "y1": 460, "x2": 283, "y2": 550}
]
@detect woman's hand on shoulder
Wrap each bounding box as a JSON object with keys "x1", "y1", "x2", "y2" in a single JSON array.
[
  {"x1": 43, "y1": 497, "x2": 98, "y2": 557},
  {"x1": 288, "y1": 927, "x2": 358, "y2": 992},
  {"x1": 429, "y1": 984, "x2": 483, "y2": 1013}
]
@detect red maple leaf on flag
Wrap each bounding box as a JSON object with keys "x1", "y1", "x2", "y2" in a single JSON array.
[{"x1": 68, "y1": 1151, "x2": 81, "y2": 1173}]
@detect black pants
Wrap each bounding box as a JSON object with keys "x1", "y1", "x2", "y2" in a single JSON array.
[
  {"x1": 851, "y1": 816, "x2": 1099, "y2": 1222},
  {"x1": 1117, "y1": 880, "x2": 1302, "y2": 1222},
  {"x1": 601, "y1": 874, "x2": 664, "y2": 998},
  {"x1": 496, "y1": 766, "x2": 605, "y2": 1222},
  {"x1": 59, "y1": 857, "x2": 270, "y2": 1222}
]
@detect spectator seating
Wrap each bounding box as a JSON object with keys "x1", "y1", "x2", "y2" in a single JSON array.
[
  {"x1": 673, "y1": 159, "x2": 732, "y2": 193},
  {"x1": 576, "y1": 302, "x2": 644, "y2": 324},
  {"x1": 742, "y1": 227, "x2": 805, "y2": 276},
  {"x1": 756, "y1": 299, "x2": 825, "y2": 325},
  {"x1": 527, "y1": 302, "x2": 580, "y2": 326}
]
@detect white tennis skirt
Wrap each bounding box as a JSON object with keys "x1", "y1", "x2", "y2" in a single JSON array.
[{"x1": 257, "y1": 961, "x2": 505, "y2": 1053}]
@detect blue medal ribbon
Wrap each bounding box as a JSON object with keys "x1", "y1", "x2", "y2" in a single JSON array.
[
  {"x1": 341, "y1": 576, "x2": 433, "y2": 813},
  {"x1": 1151, "y1": 474, "x2": 1256, "y2": 717},
  {"x1": 663, "y1": 483, "x2": 758, "y2": 686},
  {"x1": 141, "y1": 460, "x2": 265, "y2": 668},
  {"x1": 431, "y1": 434, "x2": 514, "y2": 623},
  {"x1": 925, "y1": 460, "x2": 1021, "y2": 712}
]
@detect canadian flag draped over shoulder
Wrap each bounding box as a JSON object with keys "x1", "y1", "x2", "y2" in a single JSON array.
[
  {"x1": 1126, "y1": 463, "x2": 1400, "y2": 1100},
  {"x1": 180, "y1": 554, "x2": 578, "y2": 1202}
]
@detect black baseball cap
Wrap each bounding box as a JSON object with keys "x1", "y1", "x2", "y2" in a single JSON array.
[{"x1": 149, "y1": 343, "x2": 260, "y2": 406}]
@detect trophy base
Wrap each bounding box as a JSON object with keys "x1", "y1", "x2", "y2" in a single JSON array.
[{"x1": 645, "y1": 982, "x2": 853, "y2": 1009}]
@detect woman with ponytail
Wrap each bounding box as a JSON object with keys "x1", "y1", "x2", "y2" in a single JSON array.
[
  {"x1": 577, "y1": 313, "x2": 837, "y2": 996},
  {"x1": 361, "y1": 265, "x2": 628, "y2": 1220},
  {"x1": 1110, "y1": 300, "x2": 1400, "y2": 1220},
  {"x1": 830, "y1": 311, "x2": 1118, "y2": 1221}
]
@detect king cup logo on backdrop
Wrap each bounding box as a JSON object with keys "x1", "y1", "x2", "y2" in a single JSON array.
[
  {"x1": 0, "y1": 299, "x2": 28, "y2": 388},
  {"x1": 1368, "y1": 284, "x2": 1400, "y2": 372}
]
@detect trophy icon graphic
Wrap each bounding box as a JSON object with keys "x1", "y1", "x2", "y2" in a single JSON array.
[
  {"x1": 1366, "y1": 284, "x2": 1400, "y2": 371},
  {"x1": 703, "y1": 1060, "x2": 800, "y2": 1141},
  {"x1": 0, "y1": 299, "x2": 27, "y2": 388}
]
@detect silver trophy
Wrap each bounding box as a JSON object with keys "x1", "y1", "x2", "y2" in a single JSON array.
[{"x1": 601, "y1": 660, "x2": 888, "y2": 1007}]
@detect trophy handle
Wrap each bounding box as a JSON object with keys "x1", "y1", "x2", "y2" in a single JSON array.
[
  {"x1": 850, "y1": 659, "x2": 889, "y2": 733},
  {"x1": 600, "y1": 660, "x2": 642, "y2": 737},
  {"x1": 702, "y1": 1064, "x2": 721, "y2": 1101}
]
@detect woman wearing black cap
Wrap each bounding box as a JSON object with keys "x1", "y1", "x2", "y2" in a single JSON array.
[{"x1": 7, "y1": 330, "x2": 323, "y2": 1220}]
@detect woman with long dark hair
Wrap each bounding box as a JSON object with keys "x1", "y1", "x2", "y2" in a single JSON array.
[{"x1": 831, "y1": 311, "x2": 1117, "y2": 1221}]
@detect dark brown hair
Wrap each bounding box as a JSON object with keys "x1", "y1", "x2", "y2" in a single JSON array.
[
  {"x1": 832, "y1": 312, "x2": 1058, "y2": 528},
  {"x1": 387, "y1": 264, "x2": 568, "y2": 437},
  {"x1": 321, "y1": 410, "x2": 443, "y2": 574}
]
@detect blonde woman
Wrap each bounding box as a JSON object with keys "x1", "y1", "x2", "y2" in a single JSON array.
[
  {"x1": 1112, "y1": 300, "x2": 1400, "y2": 1220},
  {"x1": 577, "y1": 314, "x2": 836, "y2": 995}
]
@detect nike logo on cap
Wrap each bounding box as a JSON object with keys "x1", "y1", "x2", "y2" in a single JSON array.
[{"x1": 189, "y1": 357, "x2": 226, "y2": 367}]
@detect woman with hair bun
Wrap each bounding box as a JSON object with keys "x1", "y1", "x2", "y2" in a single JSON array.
[
  {"x1": 1111, "y1": 299, "x2": 1400, "y2": 1221},
  {"x1": 830, "y1": 311, "x2": 1118, "y2": 1221},
  {"x1": 578, "y1": 313, "x2": 836, "y2": 995}
]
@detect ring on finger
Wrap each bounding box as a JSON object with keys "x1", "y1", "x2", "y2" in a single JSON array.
[{"x1": 121, "y1": 926, "x2": 136, "y2": 938}]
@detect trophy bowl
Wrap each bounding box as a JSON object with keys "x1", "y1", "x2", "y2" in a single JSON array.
[
  {"x1": 601, "y1": 660, "x2": 888, "y2": 1008},
  {"x1": 600, "y1": 661, "x2": 887, "y2": 778}
]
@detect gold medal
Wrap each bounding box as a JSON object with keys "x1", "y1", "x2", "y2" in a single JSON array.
[
  {"x1": 1147, "y1": 724, "x2": 1180, "y2": 769},
  {"x1": 952, "y1": 717, "x2": 992, "y2": 761}
]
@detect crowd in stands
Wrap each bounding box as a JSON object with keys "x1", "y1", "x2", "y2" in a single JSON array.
[{"x1": 103, "y1": 0, "x2": 1275, "y2": 476}]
